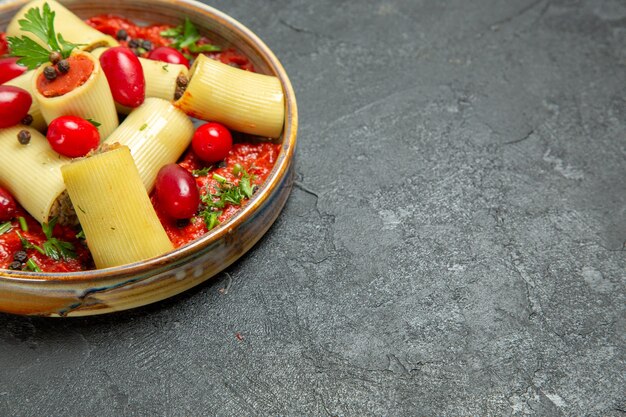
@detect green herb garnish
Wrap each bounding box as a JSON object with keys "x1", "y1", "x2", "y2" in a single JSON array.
[
  {"x1": 18, "y1": 216, "x2": 28, "y2": 231},
  {"x1": 25, "y1": 258, "x2": 42, "y2": 272},
  {"x1": 86, "y1": 118, "x2": 101, "y2": 127},
  {"x1": 192, "y1": 166, "x2": 212, "y2": 177},
  {"x1": 17, "y1": 217, "x2": 76, "y2": 261},
  {"x1": 0, "y1": 222, "x2": 12, "y2": 235},
  {"x1": 197, "y1": 168, "x2": 256, "y2": 230},
  {"x1": 139, "y1": 123, "x2": 148, "y2": 131},
  {"x1": 160, "y1": 18, "x2": 220, "y2": 54},
  {"x1": 8, "y1": 3, "x2": 81, "y2": 69}
]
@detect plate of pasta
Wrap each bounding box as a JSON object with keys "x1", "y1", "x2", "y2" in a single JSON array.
[{"x1": 0, "y1": 0, "x2": 297, "y2": 316}]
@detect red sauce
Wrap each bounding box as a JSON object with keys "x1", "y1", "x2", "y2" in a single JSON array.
[
  {"x1": 86, "y1": 15, "x2": 255, "y2": 71},
  {"x1": 0, "y1": 16, "x2": 280, "y2": 273},
  {"x1": 156, "y1": 142, "x2": 281, "y2": 247},
  {"x1": 36, "y1": 55, "x2": 94, "y2": 97}
]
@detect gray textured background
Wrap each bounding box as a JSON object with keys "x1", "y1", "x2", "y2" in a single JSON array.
[{"x1": 1, "y1": 0, "x2": 625, "y2": 415}]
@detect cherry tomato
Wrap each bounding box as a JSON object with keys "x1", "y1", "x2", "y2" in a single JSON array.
[
  {"x1": 0, "y1": 85, "x2": 32, "y2": 128},
  {"x1": 46, "y1": 116, "x2": 100, "y2": 158},
  {"x1": 147, "y1": 46, "x2": 189, "y2": 68},
  {"x1": 155, "y1": 164, "x2": 200, "y2": 219},
  {"x1": 0, "y1": 187, "x2": 17, "y2": 222},
  {"x1": 0, "y1": 33, "x2": 8, "y2": 56},
  {"x1": 99, "y1": 46, "x2": 145, "y2": 108},
  {"x1": 191, "y1": 123, "x2": 233, "y2": 164},
  {"x1": 0, "y1": 57, "x2": 28, "y2": 84}
]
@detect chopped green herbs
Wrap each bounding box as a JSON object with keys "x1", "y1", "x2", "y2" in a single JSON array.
[
  {"x1": 25, "y1": 258, "x2": 42, "y2": 272},
  {"x1": 139, "y1": 123, "x2": 148, "y2": 131},
  {"x1": 162, "y1": 64, "x2": 169, "y2": 72},
  {"x1": 8, "y1": 3, "x2": 81, "y2": 69},
  {"x1": 192, "y1": 166, "x2": 212, "y2": 177},
  {"x1": 18, "y1": 216, "x2": 28, "y2": 231},
  {"x1": 160, "y1": 18, "x2": 220, "y2": 54},
  {"x1": 197, "y1": 168, "x2": 256, "y2": 230},
  {"x1": 86, "y1": 118, "x2": 101, "y2": 127},
  {"x1": 17, "y1": 217, "x2": 76, "y2": 261},
  {"x1": 0, "y1": 222, "x2": 12, "y2": 235}
]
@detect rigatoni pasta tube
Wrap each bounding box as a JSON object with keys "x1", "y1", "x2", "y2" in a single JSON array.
[
  {"x1": 3, "y1": 71, "x2": 46, "y2": 132},
  {"x1": 0, "y1": 126, "x2": 74, "y2": 225},
  {"x1": 61, "y1": 146, "x2": 173, "y2": 269},
  {"x1": 32, "y1": 50, "x2": 119, "y2": 139},
  {"x1": 175, "y1": 54, "x2": 284, "y2": 138},
  {"x1": 104, "y1": 98, "x2": 194, "y2": 190},
  {"x1": 6, "y1": 0, "x2": 118, "y2": 52}
]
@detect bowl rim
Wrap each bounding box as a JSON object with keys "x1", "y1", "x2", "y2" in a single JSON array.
[{"x1": 0, "y1": 0, "x2": 298, "y2": 284}]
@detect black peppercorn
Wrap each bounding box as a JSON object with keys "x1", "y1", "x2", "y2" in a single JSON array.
[
  {"x1": 57, "y1": 59, "x2": 70, "y2": 74},
  {"x1": 128, "y1": 39, "x2": 140, "y2": 48},
  {"x1": 17, "y1": 129, "x2": 31, "y2": 145},
  {"x1": 141, "y1": 40, "x2": 153, "y2": 50},
  {"x1": 49, "y1": 51, "x2": 62, "y2": 65},
  {"x1": 21, "y1": 114, "x2": 33, "y2": 126},
  {"x1": 8, "y1": 261, "x2": 22, "y2": 270},
  {"x1": 13, "y1": 251, "x2": 28, "y2": 263},
  {"x1": 43, "y1": 65, "x2": 57, "y2": 80},
  {"x1": 116, "y1": 29, "x2": 128, "y2": 40}
]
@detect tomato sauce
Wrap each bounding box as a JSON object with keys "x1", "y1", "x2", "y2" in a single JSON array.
[
  {"x1": 0, "y1": 16, "x2": 279, "y2": 273},
  {"x1": 36, "y1": 55, "x2": 94, "y2": 97}
]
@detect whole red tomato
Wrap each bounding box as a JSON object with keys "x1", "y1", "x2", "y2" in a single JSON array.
[
  {"x1": 191, "y1": 122, "x2": 233, "y2": 164},
  {"x1": 0, "y1": 57, "x2": 28, "y2": 84},
  {"x1": 99, "y1": 46, "x2": 145, "y2": 108},
  {"x1": 46, "y1": 116, "x2": 100, "y2": 158},
  {"x1": 0, "y1": 33, "x2": 8, "y2": 56},
  {"x1": 155, "y1": 164, "x2": 200, "y2": 219},
  {"x1": 147, "y1": 47, "x2": 189, "y2": 68},
  {"x1": 0, "y1": 85, "x2": 32, "y2": 128},
  {"x1": 0, "y1": 187, "x2": 17, "y2": 222}
]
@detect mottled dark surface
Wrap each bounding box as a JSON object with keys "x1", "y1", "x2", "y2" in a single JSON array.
[{"x1": 1, "y1": 0, "x2": 625, "y2": 415}]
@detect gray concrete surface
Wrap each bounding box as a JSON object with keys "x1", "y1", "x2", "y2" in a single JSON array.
[{"x1": 1, "y1": 0, "x2": 625, "y2": 415}]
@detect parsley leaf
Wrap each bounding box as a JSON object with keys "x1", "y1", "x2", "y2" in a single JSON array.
[
  {"x1": 192, "y1": 166, "x2": 212, "y2": 177},
  {"x1": 8, "y1": 3, "x2": 81, "y2": 69},
  {"x1": 41, "y1": 217, "x2": 76, "y2": 261},
  {"x1": 86, "y1": 118, "x2": 101, "y2": 127},
  {"x1": 160, "y1": 17, "x2": 220, "y2": 54},
  {"x1": 0, "y1": 222, "x2": 12, "y2": 235}
]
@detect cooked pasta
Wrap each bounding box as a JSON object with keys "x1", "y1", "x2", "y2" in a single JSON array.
[
  {"x1": 175, "y1": 54, "x2": 284, "y2": 138},
  {"x1": 104, "y1": 98, "x2": 194, "y2": 190},
  {"x1": 61, "y1": 145, "x2": 173, "y2": 269},
  {"x1": 0, "y1": 126, "x2": 74, "y2": 225},
  {"x1": 31, "y1": 50, "x2": 119, "y2": 139},
  {"x1": 6, "y1": 0, "x2": 118, "y2": 52}
]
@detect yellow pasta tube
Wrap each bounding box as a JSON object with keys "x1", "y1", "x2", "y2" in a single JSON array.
[
  {"x1": 6, "y1": 0, "x2": 118, "y2": 52},
  {"x1": 175, "y1": 54, "x2": 284, "y2": 138},
  {"x1": 140, "y1": 59, "x2": 188, "y2": 102},
  {"x1": 3, "y1": 71, "x2": 46, "y2": 132},
  {"x1": 32, "y1": 50, "x2": 119, "y2": 139},
  {"x1": 0, "y1": 126, "x2": 75, "y2": 225},
  {"x1": 61, "y1": 146, "x2": 173, "y2": 269},
  {"x1": 104, "y1": 98, "x2": 194, "y2": 190}
]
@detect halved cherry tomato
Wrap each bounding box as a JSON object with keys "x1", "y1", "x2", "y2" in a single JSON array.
[
  {"x1": 0, "y1": 33, "x2": 8, "y2": 56},
  {"x1": 0, "y1": 57, "x2": 28, "y2": 84},
  {"x1": 46, "y1": 116, "x2": 100, "y2": 158},
  {"x1": 191, "y1": 122, "x2": 233, "y2": 164},
  {"x1": 0, "y1": 187, "x2": 17, "y2": 222},
  {"x1": 147, "y1": 47, "x2": 189, "y2": 68},
  {"x1": 99, "y1": 46, "x2": 145, "y2": 108},
  {"x1": 0, "y1": 85, "x2": 32, "y2": 128},
  {"x1": 155, "y1": 164, "x2": 200, "y2": 219}
]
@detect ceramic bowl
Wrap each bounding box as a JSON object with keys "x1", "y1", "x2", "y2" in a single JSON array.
[{"x1": 0, "y1": 0, "x2": 297, "y2": 316}]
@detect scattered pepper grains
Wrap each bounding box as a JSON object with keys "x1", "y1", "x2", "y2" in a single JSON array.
[{"x1": 17, "y1": 129, "x2": 31, "y2": 145}]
